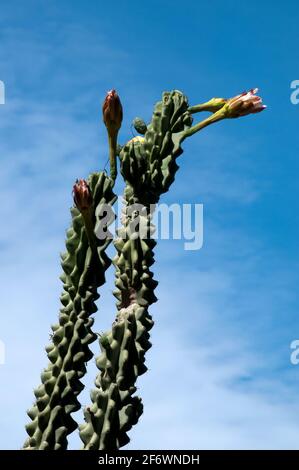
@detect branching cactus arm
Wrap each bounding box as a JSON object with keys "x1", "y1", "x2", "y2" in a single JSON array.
[
  {"x1": 79, "y1": 194, "x2": 156, "y2": 449},
  {"x1": 23, "y1": 172, "x2": 116, "y2": 450}
]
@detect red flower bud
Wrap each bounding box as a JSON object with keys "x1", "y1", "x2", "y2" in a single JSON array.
[
  {"x1": 73, "y1": 179, "x2": 93, "y2": 211},
  {"x1": 102, "y1": 89, "x2": 123, "y2": 136}
]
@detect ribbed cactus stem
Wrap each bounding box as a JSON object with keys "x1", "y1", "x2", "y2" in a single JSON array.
[
  {"x1": 108, "y1": 133, "x2": 118, "y2": 183},
  {"x1": 23, "y1": 172, "x2": 116, "y2": 450}
]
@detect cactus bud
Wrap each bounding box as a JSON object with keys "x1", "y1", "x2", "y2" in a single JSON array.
[
  {"x1": 73, "y1": 179, "x2": 93, "y2": 211},
  {"x1": 127, "y1": 136, "x2": 145, "y2": 145},
  {"x1": 132, "y1": 117, "x2": 147, "y2": 135},
  {"x1": 102, "y1": 89, "x2": 123, "y2": 136},
  {"x1": 188, "y1": 97, "x2": 227, "y2": 114}
]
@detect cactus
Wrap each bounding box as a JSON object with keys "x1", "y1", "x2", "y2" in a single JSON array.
[{"x1": 25, "y1": 88, "x2": 266, "y2": 450}]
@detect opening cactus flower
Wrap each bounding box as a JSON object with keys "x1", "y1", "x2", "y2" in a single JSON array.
[
  {"x1": 127, "y1": 135, "x2": 145, "y2": 145},
  {"x1": 73, "y1": 179, "x2": 93, "y2": 211},
  {"x1": 226, "y1": 88, "x2": 266, "y2": 118},
  {"x1": 102, "y1": 89, "x2": 123, "y2": 134}
]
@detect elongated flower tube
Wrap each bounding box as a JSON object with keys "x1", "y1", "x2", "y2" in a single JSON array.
[
  {"x1": 23, "y1": 172, "x2": 116, "y2": 450},
  {"x1": 24, "y1": 88, "x2": 266, "y2": 451},
  {"x1": 188, "y1": 89, "x2": 266, "y2": 117}
]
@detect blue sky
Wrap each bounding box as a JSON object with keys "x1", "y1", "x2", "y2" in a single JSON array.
[{"x1": 0, "y1": 0, "x2": 299, "y2": 449}]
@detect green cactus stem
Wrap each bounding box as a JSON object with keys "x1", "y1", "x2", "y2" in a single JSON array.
[
  {"x1": 23, "y1": 172, "x2": 116, "y2": 450},
  {"x1": 79, "y1": 90, "x2": 195, "y2": 449}
]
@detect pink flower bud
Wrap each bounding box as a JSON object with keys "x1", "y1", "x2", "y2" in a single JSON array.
[
  {"x1": 102, "y1": 89, "x2": 123, "y2": 135},
  {"x1": 73, "y1": 179, "x2": 93, "y2": 211},
  {"x1": 227, "y1": 88, "x2": 266, "y2": 118}
]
